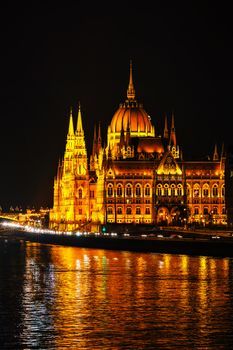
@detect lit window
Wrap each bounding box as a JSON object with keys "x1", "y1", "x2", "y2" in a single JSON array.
[
  {"x1": 213, "y1": 207, "x2": 218, "y2": 214},
  {"x1": 126, "y1": 207, "x2": 132, "y2": 215},
  {"x1": 145, "y1": 207, "x2": 150, "y2": 214},
  {"x1": 157, "y1": 184, "x2": 162, "y2": 196},
  {"x1": 145, "y1": 184, "x2": 150, "y2": 196},
  {"x1": 136, "y1": 207, "x2": 141, "y2": 215},
  {"x1": 107, "y1": 185, "x2": 113, "y2": 196},
  {"x1": 213, "y1": 185, "x2": 218, "y2": 197},
  {"x1": 117, "y1": 185, "x2": 122, "y2": 196},
  {"x1": 117, "y1": 207, "x2": 122, "y2": 215},
  {"x1": 107, "y1": 207, "x2": 113, "y2": 215},
  {"x1": 171, "y1": 185, "x2": 175, "y2": 196},
  {"x1": 135, "y1": 184, "x2": 141, "y2": 196},
  {"x1": 177, "y1": 185, "x2": 182, "y2": 196},
  {"x1": 222, "y1": 186, "x2": 225, "y2": 197},
  {"x1": 126, "y1": 184, "x2": 132, "y2": 196},
  {"x1": 203, "y1": 207, "x2": 208, "y2": 214}
]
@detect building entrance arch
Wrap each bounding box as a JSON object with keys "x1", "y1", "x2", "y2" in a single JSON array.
[
  {"x1": 170, "y1": 206, "x2": 181, "y2": 226},
  {"x1": 157, "y1": 207, "x2": 170, "y2": 225}
]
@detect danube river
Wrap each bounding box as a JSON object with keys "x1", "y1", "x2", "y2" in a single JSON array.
[{"x1": 1, "y1": 238, "x2": 233, "y2": 349}]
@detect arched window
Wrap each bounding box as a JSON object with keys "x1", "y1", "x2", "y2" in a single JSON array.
[
  {"x1": 194, "y1": 207, "x2": 199, "y2": 215},
  {"x1": 126, "y1": 207, "x2": 132, "y2": 215},
  {"x1": 203, "y1": 207, "x2": 208, "y2": 214},
  {"x1": 171, "y1": 184, "x2": 175, "y2": 196},
  {"x1": 117, "y1": 184, "x2": 122, "y2": 197},
  {"x1": 145, "y1": 207, "x2": 150, "y2": 214},
  {"x1": 193, "y1": 184, "x2": 200, "y2": 197},
  {"x1": 212, "y1": 185, "x2": 218, "y2": 197},
  {"x1": 177, "y1": 184, "x2": 182, "y2": 196},
  {"x1": 186, "y1": 185, "x2": 191, "y2": 197},
  {"x1": 164, "y1": 184, "x2": 169, "y2": 196},
  {"x1": 135, "y1": 184, "x2": 141, "y2": 197},
  {"x1": 107, "y1": 206, "x2": 113, "y2": 215},
  {"x1": 126, "y1": 184, "x2": 132, "y2": 197},
  {"x1": 203, "y1": 187, "x2": 209, "y2": 197},
  {"x1": 222, "y1": 207, "x2": 226, "y2": 214},
  {"x1": 107, "y1": 184, "x2": 113, "y2": 197},
  {"x1": 117, "y1": 207, "x2": 122, "y2": 215},
  {"x1": 145, "y1": 184, "x2": 150, "y2": 196},
  {"x1": 157, "y1": 184, "x2": 162, "y2": 196},
  {"x1": 78, "y1": 188, "x2": 82, "y2": 199},
  {"x1": 213, "y1": 206, "x2": 218, "y2": 214},
  {"x1": 222, "y1": 185, "x2": 225, "y2": 197},
  {"x1": 136, "y1": 207, "x2": 141, "y2": 215}
]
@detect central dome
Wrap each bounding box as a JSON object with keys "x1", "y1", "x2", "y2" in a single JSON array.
[
  {"x1": 108, "y1": 62, "x2": 155, "y2": 150},
  {"x1": 110, "y1": 101, "x2": 153, "y2": 134}
]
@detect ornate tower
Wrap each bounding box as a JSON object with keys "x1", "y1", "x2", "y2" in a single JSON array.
[{"x1": 50, "y1": 104, "x2": 90, "y2": 231}]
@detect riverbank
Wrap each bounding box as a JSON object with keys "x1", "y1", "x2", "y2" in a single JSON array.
[{"x1": 2, "y1": 227, "x2": 233, "y2": 258}]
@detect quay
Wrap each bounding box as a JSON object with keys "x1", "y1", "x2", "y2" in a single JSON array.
[{"x1": 1, "y1": 224, "x2": 233, "y2": 258}]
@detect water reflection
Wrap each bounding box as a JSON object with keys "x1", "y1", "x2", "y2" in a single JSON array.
[{"x1": 1, "y1": 241, "x2": 233, "y2": 349}]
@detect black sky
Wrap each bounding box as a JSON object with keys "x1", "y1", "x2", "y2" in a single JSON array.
[{"x1": 0, "y1": 2, "x2": 232, "y2": 210}]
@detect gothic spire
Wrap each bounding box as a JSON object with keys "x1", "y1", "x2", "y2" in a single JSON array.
[
  {"x1": 213, "y1": 143, "x2": 219, "y2": 161},
  {"x1": 76, "y1": 102, "x2": 83, "y2": 133},
  {"x1": 169, "y1": 112, "x2": 177, "y2": 147},
  {"x1": 97, "y1": 122, "x2": 102, "y2": 149},
  {"x1": 127, "y1": 60, "x2": 136, "y2": 100},
  {"x1": 163, "y1": 113, "x2": 169, "y2": 139},
  {"x1": 92, "y1": 124, "x2": 97, "y2": 156},
  {"x1": 221, "y1": 142, "x2": 225, "y2": 159},
  {"x1": 68, "y1": 107, "x2": 74, "y2": 136}
]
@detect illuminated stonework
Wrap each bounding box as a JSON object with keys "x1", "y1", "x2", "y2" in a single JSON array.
[{"x1": 49, "y1": 63, "x2": 227, "y2": 231}]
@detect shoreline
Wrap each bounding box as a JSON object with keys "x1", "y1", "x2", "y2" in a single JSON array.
[{"x1": 2, "y1": 228, "x2": 233, "y2": 258}]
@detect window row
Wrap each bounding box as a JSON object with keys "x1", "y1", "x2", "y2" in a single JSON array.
[
  {"x1": 193, "y1": 207, "x2": 226, "y2": 215},
  {"x1": 156, "y1": 184, "x2": 183, "y2": 196},
  {"x1": 107, "y1": 184, "x2": 151, "y2": 197},
  {"x1": 107, "y1": 206, "x2": 151, "y2": 215},
  {"x1": 187, "y1": 184, "x2": 225, "y2": 198}
]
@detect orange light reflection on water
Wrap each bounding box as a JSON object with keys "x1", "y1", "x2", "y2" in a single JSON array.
[{"x1": 20, "y1": 243, "x2": 232, "y2": 349}]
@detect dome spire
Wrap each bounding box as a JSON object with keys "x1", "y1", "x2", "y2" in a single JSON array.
[{"x1": 127, "y1": 60, "x2": 135, "y2": 100}]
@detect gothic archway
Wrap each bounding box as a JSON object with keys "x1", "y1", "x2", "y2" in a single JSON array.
[
  {"x1": 170, "y1": 207, "x2": 181, "y2": 226},
  {"x1": 157, "y1": 207, "x2": 169, "y2": 225}
]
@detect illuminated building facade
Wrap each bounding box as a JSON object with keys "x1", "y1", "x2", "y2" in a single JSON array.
[{"x1": 49, "y1": 63, "x2": 227, "y2": 231}]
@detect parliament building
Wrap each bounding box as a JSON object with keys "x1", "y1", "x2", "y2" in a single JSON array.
[{"x1": 49, "y1": 63, "x2": 227, "y2": 232}]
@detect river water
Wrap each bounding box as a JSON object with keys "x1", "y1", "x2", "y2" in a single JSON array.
[{"x1": 1, "y1": 238, "x2": 233, "y2": 349}]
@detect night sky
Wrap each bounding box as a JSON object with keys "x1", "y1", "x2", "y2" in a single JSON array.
[{"x1": 0, "y1": 2, "x2": 232, "y2": 211}]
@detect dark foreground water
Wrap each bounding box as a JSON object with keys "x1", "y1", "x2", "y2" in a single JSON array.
[{"x1": 1, "y1": 238, "x2": 233, "y2": 349}]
